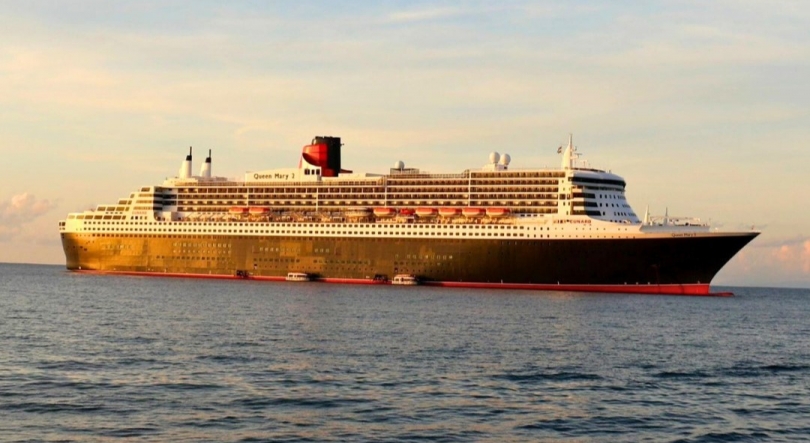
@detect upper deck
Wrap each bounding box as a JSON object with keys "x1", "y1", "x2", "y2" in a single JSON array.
[{"x1": 60, "y1": 135, "x2": 662, "y2": 231}]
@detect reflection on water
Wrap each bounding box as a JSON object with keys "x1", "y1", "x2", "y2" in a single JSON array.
[{"x1": 1, "y1": 263, "x2": 809, "y2": 442}]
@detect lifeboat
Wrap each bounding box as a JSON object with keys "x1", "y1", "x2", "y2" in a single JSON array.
[
  {"x1": 399, "y1": 208, "x2": 415, "y2": 216},
  {"x1": 248, "y1": 206, "x2": 270, "y2": 215},
  {"x1": 415, "y1": 207, "x2": 437, "y2": 218},
  {"x1": 462, "y1": 207, "x2": 485, "y2": 218},
  {"x1": 346, "y1": 207, "x2": 371, "y2": 218},
  {"x1": 229, "y1": 207, "x2": 248, "y2": 215},
  {"x1": 439, "y1": 207, "x2": 461, "y2": 217},
  {"x1": 373, "y1": 207, "x2": 396, "y2": 218},
  {"x1": 486, "y1": 207, "x2": 511, "y2": 218}
]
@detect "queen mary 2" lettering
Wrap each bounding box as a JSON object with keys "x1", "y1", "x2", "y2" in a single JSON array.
[{"x1": 253, "y1": 172, "x2": 295, "y2": 181}]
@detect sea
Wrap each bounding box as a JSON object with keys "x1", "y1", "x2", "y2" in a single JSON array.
[{"x1": 1, "y1": 263, "x2": 808, "y2": 442}]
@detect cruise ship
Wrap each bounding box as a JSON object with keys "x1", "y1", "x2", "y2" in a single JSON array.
[{"x1": 59, "y1": 135, "x2": 758, "y2": 295}]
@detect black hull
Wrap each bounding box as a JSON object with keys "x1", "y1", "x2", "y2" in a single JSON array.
[{"x1": 61, "y1": 231, "x2": 757, "y2": 295}]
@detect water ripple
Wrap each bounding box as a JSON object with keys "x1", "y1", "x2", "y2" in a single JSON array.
[{"x1": 1, "y1": 264, "x2": 809, "y2": 442}]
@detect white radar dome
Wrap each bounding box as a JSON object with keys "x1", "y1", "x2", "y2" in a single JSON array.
[
  {"x1": 394, "y1": 160, "x2": 405, "y2": 170},
  {"x1": 500, "y1": 153, "x2": 511, "y2": 165},
  {"x1": 489, "y1": 152, "x2": 500, "y2": 164}
]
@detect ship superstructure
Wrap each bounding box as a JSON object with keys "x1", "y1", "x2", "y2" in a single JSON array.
[{"x1": 59, "y1": 135, "x2": 758, "y2": 295}]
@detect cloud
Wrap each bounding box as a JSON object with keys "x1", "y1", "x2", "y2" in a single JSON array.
[
  {"x1": 0, "y1": 193, "x2": 57, "y2": 241},
  {"x1": 718, "y1": 235, "x2": 810, "y2": 287},
  {"x1": 386, "y1": 7, "x2": 464, "y2": 23},
  {"x1": 0, "y1": 1, "x2": 808, "y2": 270},
  {"x1": 768, "y1": 238, "x2": 810, "y2": 275},
  {"x1": 1, "y1": 192, "x2": 54, "y2": 220}
]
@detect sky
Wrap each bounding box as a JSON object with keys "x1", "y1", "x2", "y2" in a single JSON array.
[{"x1": 1, "y1": 0, "x2": 808, "y2": 288}]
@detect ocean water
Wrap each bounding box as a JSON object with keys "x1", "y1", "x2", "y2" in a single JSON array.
[{"x1": 1, "y1": 264, "x2": 809, "y2": 442}]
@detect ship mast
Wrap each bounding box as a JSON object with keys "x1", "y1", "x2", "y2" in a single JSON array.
[{"x1": 561, "y1": 134, "x2": 575, "y2": 170}]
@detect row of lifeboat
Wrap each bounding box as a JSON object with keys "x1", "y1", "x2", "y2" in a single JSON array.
[
  {"x1": 229, "y1": 207, "x2": 271, "y2": 215},
  {"x1": 373, "y1": 207, "x2": 510, "y2": 218},
  {"x1": 229, "y1": 206, "x2": 510, "y2": 218}
]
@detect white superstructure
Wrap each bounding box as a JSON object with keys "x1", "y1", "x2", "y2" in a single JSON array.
[{"x1": 58, "y1": 135, "x2": 717, "y2": 242}]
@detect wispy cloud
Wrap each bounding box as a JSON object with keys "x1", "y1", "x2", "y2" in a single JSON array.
[
  {"x1": 718, "y1": 235, "x2": 810, "y2": 287},
  {"x1": 1, "y1": 192, "x2": 54, "y2": 222},
  {"x1": 771, "y1": 240, "x2": 810, "y2": 275},
  {"x1": 0, "y1": 1, "x2": 808, "y2": 276},
  {"x1": 758, "y1": 237, "x2": 810, "y2": 277},
  {"x1": 0, "y1": 193, "x2": 57, "y2": 241},
  {"x1": 386, "y1": 7, "x2": 465, "y2": 23}
]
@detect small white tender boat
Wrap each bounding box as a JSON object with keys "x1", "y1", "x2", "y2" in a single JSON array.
[
  {"x1": 392, "y1": 274, "x2": 419, "y2": 286},
  {"x1": 286, "y1": 272, "x2": 310, "y2": 282}
]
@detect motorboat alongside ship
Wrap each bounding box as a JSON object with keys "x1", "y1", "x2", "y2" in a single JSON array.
[
  {"x1": 392, "y1": 274, "x2": 419, "y2": 286},
  {"x1": 285, "y1": 272, "x2": 310, "y2": 282}
]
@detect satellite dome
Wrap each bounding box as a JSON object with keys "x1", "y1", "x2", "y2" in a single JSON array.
[
  {"x1": 500, "y1": 153, "x2": 511, "y2": 165},
  {"x1": 489, "y1": 152, "x2": 500, "y2": 164},
  {"x1": 394, "y1": 160, "x2": 405, "y2": 170}
]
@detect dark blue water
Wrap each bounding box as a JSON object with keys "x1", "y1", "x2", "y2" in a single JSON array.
[{"x1": 1, "y1": 263, "x2": 809, "y2": 442}]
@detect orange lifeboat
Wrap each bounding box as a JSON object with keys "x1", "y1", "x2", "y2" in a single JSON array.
[
  {"x1": 249, "y1": 206, "x2": 270, "y2": 215},
  {"x1": 415, "y1": 207, "x2": 437, "y2": 218},
  {"x1": 462, "y1": 207, "x2": 485, "y2": 218},
  {"x1": 486, "y1": 207, "x2": 511, "y2": 218},
  {"x1": 346, "y1": 207, "x2": 371, "y2": 218},
  {"x1": 374, "y1": 207, "x2": 396, "y2": 217},
  {"x1": 439, "y1": 208, "x2": 461, "y2": 217},
  {"x1": 229, "y1": 206, "x2": 248, "y2": 215},
  {"x1": 399, "y1": 208, "x2": 415, "y2": 216}
]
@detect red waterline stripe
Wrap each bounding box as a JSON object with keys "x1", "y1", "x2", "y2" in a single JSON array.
[
  {"x1": 76, "y1": 270, "x2": 285, "y2": 282},
  {"x1": 318, "y1": 277, "x2": 391, "y2": 285},
  {"x1": 424, "y1": 281, "x2": 725, "y2": 296},
  {"x1": 73, "y1": 270, "x2": 729, "y2": 296}
]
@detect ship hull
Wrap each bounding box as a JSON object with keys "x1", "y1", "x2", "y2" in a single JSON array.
[{"x1": 61, "y1": 231, "x2": 757, "y2": 295}]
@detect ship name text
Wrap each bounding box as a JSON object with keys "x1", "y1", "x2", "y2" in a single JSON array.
[
  {"x1": 253, "y1": 172, "x2": 296, "y2": 181},
  {"x1": 553, "y1": 219, "x2": 592, "y2": 225}
]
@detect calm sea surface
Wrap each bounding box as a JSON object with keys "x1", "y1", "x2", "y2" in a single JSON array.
[{"x1": 1, "y1": 263, "x2": 809, "y2": 442}]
